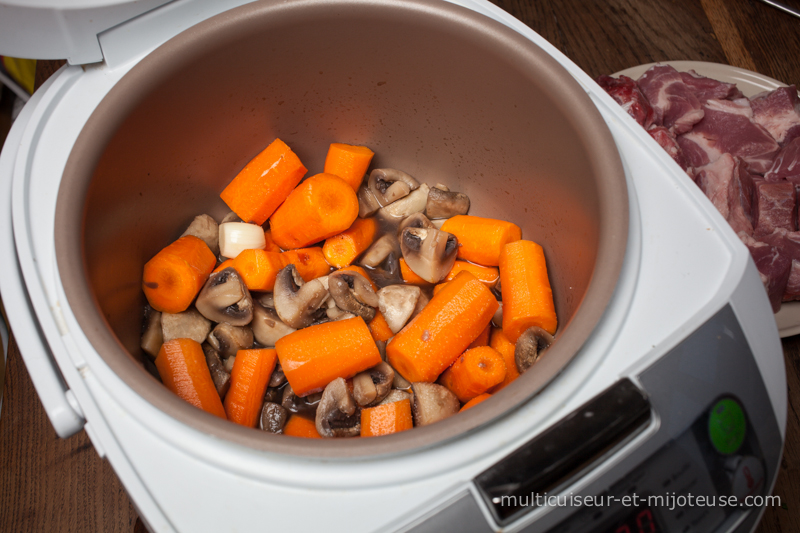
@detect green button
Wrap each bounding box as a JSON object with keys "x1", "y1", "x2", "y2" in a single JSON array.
[{"x1": 708, "y1": 398, "x2": 746, "y2": 455}]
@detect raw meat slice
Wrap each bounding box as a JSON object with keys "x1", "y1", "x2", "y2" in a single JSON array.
[
  {"x1": 760, "y1": 229, "x2": 800, "y2": 301},
  {"x1": 637, "y1": 64, "x2": 704, "y2": 135},
  {"x1": 739, "y1": 232, "x2": 791, "y2": 311},
  {"x1": 751, "y1": 86, "x2": 800, "y2": 146},
  {"x1": 677, "y1": 98, "x2": 780, "y2": 174},
  {"x1": 695, "y1": 153, "x2": 737, "y2": 219},
  {"x1": 753, "y1": 179, "x2": 796, "y2": 236},
  {"x1": 596, "y1": 74, "x2": 655, "y2": 129},
  {"x1": 647, "y1": 125, "x2": 691, "y2": 172},
  {"x1": 679, "y1": 70, "x2": 743, "y2": 103},
  {"x1": 764, "y1": 137, "x2": 800, "y2": 182},
  {"x1": 694, "y1": 154, "x2": 755, "y2": 234}
]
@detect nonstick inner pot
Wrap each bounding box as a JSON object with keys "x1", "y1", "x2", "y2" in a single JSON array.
[{"x1": 55, "y1": 0, "x2": 627, "y2": 456}]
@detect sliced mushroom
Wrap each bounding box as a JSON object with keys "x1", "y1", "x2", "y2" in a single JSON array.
[
  {"x1": 397, "y1": 212, "x2": 435, "y2": 238},
  {"x1": 410, "y1": 289, "x2": 430, "y2": 321},
  {"x1": 375, "y1": 339, "x2": 387, "y2": 361},
  {"x1": 379, "y1": 389, "x2": 412, "y2": 406},
  {"x1": 515, "y1": 326, "x2": 555, "y2": 373},
  {"x1": 207, "y1": 322, "x2": 254, "y2": 358},
  {"x1": 161, "y1": 308, "x2": 212, "y2": 344},
  {"x1": 367, "y1": 250, "x2": 404, "y2": 288},
  {"x1": 352, "y1": 362, "x2": 395, "y2": 406},
  {"x1": 140, "y1": 306, "x2": 163, "y2": 359},
  {"x1": 273, "y1": 265, "x2": 329, "y2": 329},
  {"x1": 393, "y1": 368, "x2": 412, "y2": 391},
  {"x1": 426, "y1": 187, "x2": 470, "y2": 219},
  {"x1": 268, "y1": 364, "x2": 286, "y2": 388},
  {"x1": 431, "y1": 218, "x2": 447, "y2": 229},
  {"x1": 195, "y1": 267, "x2": 254, "y2": 326},
  {"x1": 258, "y1": 292, "x2": 275, "y2": 309},
  {"x1": 282, "y1": 383, "x2": 323, "y2": 416},
  {"x1": 360, "y1": 234, "x2": 398, "y2": 268},
  {"x1": 357, "y1": 182, "x2": 382, "y2": 218},
  {"x1": 316, "y1": 377, "x2": 361, "y2": 438},
  {"x1": 259, "y1": 402, "x2": 289, "y2": 433},
  {"x1": 223, "y1": 355, "x2": 236, "y2": 373},
  {"x1": 492, "y1": 302, "x2": 503, "y2": 328},
  {"x1": 381, "y1": 183, "x2": 430, "y2": 218},
  {"x1": 377, "y1": 285, "x2": 421, "y2": 333},
  {"x1": 399, "y1": 227, "x2": 459, "y2": 283},
  {"x1": 410, "y1": 382, "x2": 460, "y2": 426},
  {"x1": 368, "y1": 168, "x2": 420, "y2": 207},
  {"x1": 327, "y1": 271, "x2": 379, "y2": 321},
  {"x1": 326, "y1": 305, "x2": 357, "y2": 321},
  {"x1": 202, "y1": 343, "x2": 231, "y2": 399},
  {"x1": 251, "y1": 302, "x2": 296, "y2": 347},
  {"x1": 264, "y1": 385, "x2": 283, "y2": 404},
  {"x1": 181, "y1": 214, "x2": 220, "y2": 256}
]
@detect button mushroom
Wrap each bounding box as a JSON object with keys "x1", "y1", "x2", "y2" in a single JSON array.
[
  {"x1": 366, "y1": 250, "x2": 404, "y2": 289},
  {"x1": 399, "y1": 226, "x2": 459, "y2": 283},
  {"x1": 281, "y1": 383, "x2": 323, "y2": 416},
  {"x1": 379, "y1": 389, "x2": 412, "y2": 406},
  {"x1": 515, "y1": 326, "x2": 555, "y2": 373},
  {"x1": 381, "y1": 184, "x2": 430, "y2": 218},
  {"x1": 161, "y1": 307, "x2": 212, "y2": 344},
  {"x1": 492, "y1": 302, "x2": 503, "y2": 328},
  {"x1": 273, "y1": 265, "x2": 329, "y2": 329},
  {"x1": 377, "y1": 285, "x2": 421, "y2": 334},
  {"x1": 315, "y1": 377, "x2": 361, "y2": 438},
  {"x1": 202, "y1": 343, "x2": 231, "y2": 399},
  {"x1": 206, "y1": 322, "x2": 254, "y2": 358},
  {"x1": 268, "y1": 364, "x2": 286, "y2": 388},
  {"x1": 181, "y1": 214, "x2": 220, "y2": 256},
  {"x1": 410, "y1": 382, "x2": 460, "y2": 426},
  {"x1": 397, "y1": 212, "x2": 435, "y2": 238},
  {"x1": 360, "y1": 234, "x2": 399, "y2": 268},
  {"x1": 327, "y1": 270, "x2": 380, "y2": 322},
  {"x1": 259, "y1": 402, "x2": 289, "y2": 433},
  {"x1": 352, "y1": 362, "x2": 395, "y2": 406},
  {"x1": 140, "y1": 306, "x2": 163, "y2": 359},
  {"x1": 410, "y1": 289, "x2": 430, "y2": 321},
  {"x1": 425, "y1": 187, "x2": 470, "y2": 219},
  {"x1": 368, "y1": 168, "x2": 420, "y2": 207},
  {"x1": 251, "y1": 301, "x2": 296, "y2": 347},
  {"x1": 264, "y1": 385, "x2": 283, "y2": 404},
  {"x1": 195, "y1": 267, "x2": 254, "y2": 326},
  {"x1": 357, "y1": 182, "x2": 382, "y2": 218}
]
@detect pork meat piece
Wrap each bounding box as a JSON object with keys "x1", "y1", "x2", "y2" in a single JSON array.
[
  {"x1": 760, "y1": 229, "x2": 800, "y2": 301},
  {"x1": 751, "y1": 85, "x2": 800, "y2": 146},
  {"x1": 739, "y1": 232, "x2": 791, "y2": 312},
  {"x1": 647, "y1": 125, "x2": 691, "y2": 172},
  {"x1": 596, "y1": 74, "x2": 655, "y2": 129},
  {"x1": 753, "y1": 179, "x2": 796, "y2": 236},
  {"x1": 695, "y1": 154, "x2": 736, "y2": 219},
  {"x1": 677, "y1": 98, "x2": 780, "y2": 174},
  {"x1": 695, "y1": 154, "x2": 755, "y2": 234},
  {"x1": 764, "y1": 137, "x2": 800, "y2": 183},
  {"x1": 637, "y1": 64, "x2": 704, "y2": 135},
  {"x1": 679, "y1": 70, "x2": 743, "y2": 103}
]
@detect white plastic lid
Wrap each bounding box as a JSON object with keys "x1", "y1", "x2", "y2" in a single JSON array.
[{"x1": 0, "y1": 0, "x2": 174, "y2": 65}]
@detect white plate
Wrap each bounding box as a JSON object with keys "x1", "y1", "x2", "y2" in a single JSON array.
[{"x1": 613, "y1": 61, "x2": 800, "y2": 338}]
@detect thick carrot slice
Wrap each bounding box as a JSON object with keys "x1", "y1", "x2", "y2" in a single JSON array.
[
  {"x1": 368, "y1": 310, "x2": 394, "y2": 342},
  {"x1": 323, "y1": 143, "x2": 375, "y2": 191},
  {"x1": 399, "y1": 258, "x2": 432, "y2": 286},
  {"x1": 361, "y1": 398, "x2": 413, "y2": 437},
  {"x1": 433, "y1": 282, "x2": 449, "y2": 297},
  {"x1": 440, "y1": 215, "x2": 521, "y2": 266},
  {"x1": 322, "y1": 217, "x2": 378, "y2": 268},
  {"x1": 446, "y1": 261, "x2": 500, "y2": 288},
  {"x1": 386, "y1": 271, "x2": 499, "y2": 383},
  {"x1": 339, "y1": 265, "x2": 377, "y2": 291},
  {"x1": 269, "y1": 173, "x2": 359, "y2": 249},
  {"x1": 155, "y1": 339, "x2": 227, "y2": 419},
  {"x1": 467, "y1": 323, "x2": 491, "y2": 349},
  {"x1": 220, "y1": 138, "x2": 307, "y2": 225},
  {"x1": 223, "y1": 348, "x2": 278, "y2": 427},
  {"x1": 438, "y1": 346, "x2": 506, "y2": 402},
  {"x1": 143, "y1": 235, "x2": 216, "y2": 313},
  {"x1": 280, "y1": 247, "x2": 332, "y2": 281},
  {"x1": 488, "y1": 327, "x2": 520, "y2": 393},
  {"x1": 284, "y1": 415, "x2": 322, "y2": 438},
  {"x1": 213, "y1": 258, "x2": 235, "y2": 273},
  {"x1": 276, "y1": 316, "x2": 382, "y2": 396},
  {"x1": 232, "y1": 249, "x2": 283, "y2": 291},
  {"x1": 500, "y1": 240, "x2": 557, "y2": 342},
  {"x1": 264, "y1": 229, "x2": 282, "y2": 253},
  {"x1": 459, "y1": 393, "x2": 492, "y2": 412}
]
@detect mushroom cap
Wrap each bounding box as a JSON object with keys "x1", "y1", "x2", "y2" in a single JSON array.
[
  {"x1": 195, "y1": 268, "x2": 254, "y2": 326},
  {"x1": 515, "y1": 326, "x2": 555, "y2": 373},
  {"x1": 352, "y1": 362, "x2": 395, "y2": 407},
  {"x1": 315, "y1": 378, "x2": 361, "y2": 438},
  {"x1": 377, "y1": 284, "x2": 421, "y2": 334},
  {"x1": 399, "y1": 227, "x2": 459, "y2": 283},
  {"x1": 360, "y1": 234, "x2": 399, "y2": 269},
  {"x1": 281, "y1": 383, "x2": 323, "y2": 416},
  {"x1": 368, "y1": 168, "x2": 420, "y2": 207},
  {"x1": 365, "y1": 250, "x2": 404, "y2": 289},
  {"x1": 161, "y1": 307, "x2": 212, "y2": 344},
  {"x1": 202, "y1": 343, "x2": 230, "y2": 399},
  {"x1": 410, "y1": 382, "x2": 460, "y2": 426},
  {"x1": 273, "y1": 265, "x2": 329, "y2": 329},
  {"x1": 425, "y1": 187, "x2": 470, "y2": 219},
  {"x1": 357, "y1": 182, "x2": 382, "y2": 218},
  {"x1": 327, "y1": 270, "x2": 379, "y2": 322},
  {"x1": 251, "y1": 301, "x2": 296, "y2": 348},
  {"x1": 206, "y1": 322, "x2": 254, "y2": 358},
  {"x1": 181, "y1": 214, "x2": 220, "y2": 256},
  {"x1": 140, "y1": 307, "x2": 163, "y2": 359},
  {"x1": 397, "y1": 212, "x2": 435, "y2": 238},
  {"x1": 380, "y1": 183, "x2": 430, "y2": 219},
  {"x1": 259, "y1": 402, "x2": 289, "y2": 433}
]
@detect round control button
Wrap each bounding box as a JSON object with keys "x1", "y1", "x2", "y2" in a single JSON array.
[
  {"x1": 728, "y1": 455, "x2": 765, "y2": 502},
  {"x1": 708, "y1": 398, "x2": 746, "y2": 455}
]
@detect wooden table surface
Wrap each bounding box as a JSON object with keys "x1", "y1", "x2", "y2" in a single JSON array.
[{"x1": 1, "y1": 0, "x2": 799, "y2": 531}]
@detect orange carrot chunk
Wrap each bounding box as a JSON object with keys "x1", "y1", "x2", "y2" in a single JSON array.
[
  {"x1": 323, "y1": 143, "x2": 375, "y2": 191},
  {"x1": 155, "y1": 339, "x2": 227, "y2": 419},
  {"x1": 399, "y1": 258, "x2": 432, "y2": 286},
  {"x1": 213, "y1": 258, "x2": 235, "y2": 274},
  {"x1": 361, "y1": 398, "x2": 413, "y2": 437},
  {"x1": 280, "y1": 247, "x2": 332, "y2": 282},
  {"x1": 276, "y1": 316, "x2": 382, "y2": 396},
  {"x1": 224, "y1": 348, "x2": 278, "y2": 427},
  {"x1": 322, "y1": 217, "x2": 378, "y2": 268},
  {"x1": 459, "y1": 393, "x2": 492, "y2": 412},
  {"x1": 432, "y1": 282, "x2": 449, "y2": 297},
  {"x1": 220, "y1": 138, "x2": 308, "y2": 225},
  {"x1": 143, "y1": 235, "x2": 216, "y2": 313},
  {"x1": 368, "y1": 310, "x2": 394, "y2": 342},
  {"x1": 439, "y1": 346, "x2": 506, "y2": 403},
  {"x1": 232, "y1": 249, "x2": 283, "y2": 291},
  {"x1": 386, "y1": 271, "x2": 499, "y2": 383},
  {"x1": 440, "y1": 215, "x2": 521, "y2": 267},
  {"x1": 467, "y1": 323, "x2": 491, "y2": 349},
  {"x1": 283, "y1": 415, "x2": 322, "y2": 438},
  {"x1": 500, "y1": 240, "x2": 557, "y2": 342},
  {"x1": 445, "y1": 261, "x2": 500, "y2": 288},
  {"x1": 263, "y1": 229, "x2": 282, "y2": 253},
  {"x1": 269, "y1": 173, "x2": 359, "y2": 249},
  {"x1": 488, "y1": 327, "x2": 521, "y2": 393}
]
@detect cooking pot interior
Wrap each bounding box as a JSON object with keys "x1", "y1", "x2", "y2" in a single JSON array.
[{"x1": 55, "y1": 0, "x2": 627, "y2": 455}]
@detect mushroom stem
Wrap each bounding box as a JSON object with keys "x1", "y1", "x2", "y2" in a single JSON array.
[{"x1": 515, "y1": 326, "x2": 555, "y2": 373}]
